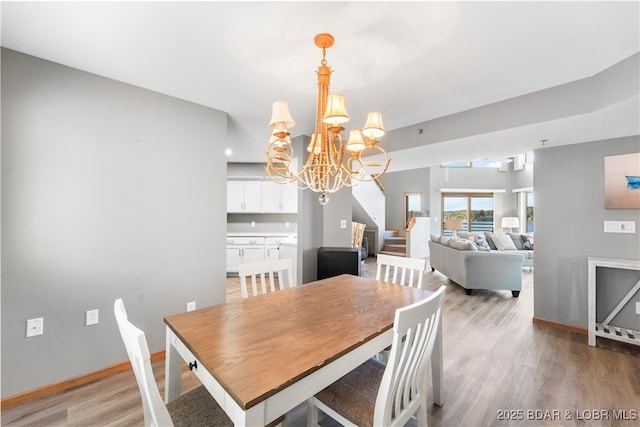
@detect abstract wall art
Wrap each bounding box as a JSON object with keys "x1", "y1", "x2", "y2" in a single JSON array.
[{"x1": 604, "y1": 153, "x2": 640, "y2": 209}]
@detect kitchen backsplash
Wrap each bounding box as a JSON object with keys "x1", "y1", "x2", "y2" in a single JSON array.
[{"x1": 227, "y1": 213, "x2": 297, "y2": 233}]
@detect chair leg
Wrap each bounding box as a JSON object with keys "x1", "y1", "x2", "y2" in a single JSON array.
[
  {"x1": 307, "y1": 397, "x2": 319, "y2": 427},
  {"x1": 376, "y1": 349, "x2": 389, "y2": 364},
  {"x1": 417, "y1": 404, "x2": 428, "y2": 426}
]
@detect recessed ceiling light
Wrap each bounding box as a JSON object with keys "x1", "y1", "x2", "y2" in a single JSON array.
[{"x1": 225, "y1": 148, "x2": 232, "y2": 156}]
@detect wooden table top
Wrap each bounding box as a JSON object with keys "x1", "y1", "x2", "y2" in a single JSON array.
[{"x1": 164, "y1": 274, "x2": 432, "y2": 410}]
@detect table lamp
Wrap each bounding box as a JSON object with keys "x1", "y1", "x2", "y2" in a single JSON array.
[
  {"x1": 443, "y1": 218, "x2": 463, "y2": 238},
  {"x1": 502, "y1": 217, "x2": 520, "y2": 233}
]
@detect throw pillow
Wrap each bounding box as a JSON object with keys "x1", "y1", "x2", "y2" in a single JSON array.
[
  {"x1": 522, "y1": 234, "x2": 535, "y2": 250},
  {"x1": 507, "y1": 233, "x2": 525, "y2": 250},
  {"x1": 431, "y1": 234, "x2": 440, "y2": 242},
  {"x1": 449, "y1": 239, "x2": 478, "y2": 251},
  {"x1": 484, "y1": 233, "x2": 499, "y2": 250},
  {"x1": 467, "y1": 234, "x2": 490, "y2": 249},
  {"x1": 491, "y1": 234, "x2": 518, "y2": 251}
]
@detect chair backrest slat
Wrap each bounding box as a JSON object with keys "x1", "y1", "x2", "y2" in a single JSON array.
[
  {"x1": 239, "y1": 258, "x2": 295, "y2": 298},
  {"x1": 376, "y1": 254, "x2": 427, "y2": 289},
  {"x1": 374, "y1": 285, "x2": 446, "y2": 427},
  {"x1": 114, "y1": 299, "x2": 174, "y2": 427}
]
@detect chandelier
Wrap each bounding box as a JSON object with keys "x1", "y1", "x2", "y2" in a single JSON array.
[{"x1": 265, "y1": 33, "x2": 390, "y2": 205}]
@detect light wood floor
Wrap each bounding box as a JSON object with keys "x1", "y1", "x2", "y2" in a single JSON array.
[{"x1": 3, "y1": 258, "x2": 640, "y2": 426}]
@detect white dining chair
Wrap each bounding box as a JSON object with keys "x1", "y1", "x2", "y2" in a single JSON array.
[
  {"x1": 376, "y1": 253, "x2": 428, "y2": 289},
  {"x1": 113, "y1": 298, "x2": 233, "y2": 427},
  {"x1": 308, "y1": 285, "x2": 446, "y2": 427},
  {"x1": 238, "y1": 257, "x2": 295, "y2": 298}
]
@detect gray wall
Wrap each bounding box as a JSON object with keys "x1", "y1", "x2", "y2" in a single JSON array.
[
  {"x1": 321, "y1": 188, "x2": 352, "y2": 247},
  {"x1": 379, "y1": 167, "x2": 430, "y2": 233},
  {"x1": 1, "y1": 49, "x2": 228, "y2": 398},
  {"x1": 534, "y1": 136, "x2": 640, "y2": 328}
]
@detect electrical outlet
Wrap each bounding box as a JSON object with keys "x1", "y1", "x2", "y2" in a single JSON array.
[
  {"x1": 86, "y1": 309, "x2": 99, "y2": 326},
  {"x1": 26, "y1": 317, "x2": 44, "y2": 337},
  {"x1": 340, "y1": 219, "x2": 347, "y2": 229},
  {"x1": 187, "y1": 301, "x2": 196, "y2": 312}
]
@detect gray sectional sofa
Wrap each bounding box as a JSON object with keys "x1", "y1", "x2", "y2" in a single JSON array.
[
  {"x1": 457, "y1": 231, "x2": 534, "y2": 268},
  {"x1": 428, "y1": 234, "x2": 526, "y2": 297}
]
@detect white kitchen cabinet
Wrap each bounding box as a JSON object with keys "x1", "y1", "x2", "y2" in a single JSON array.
[
  {"x1": 281, "y1": 182, "x2": 298, "y2": 212},
  {"x1": 265, "y1": 236, "x2": 286, "y2": 260},
  {"x1": 266, "y1": 245, "x2": 280, "y2": 260},
  {"x1": 261, "y1": 181, "x2": 298, "y2": 213},
  {"x1": 226, "y1": 237, "x2": 265, "y2": 273},
  {"x1": 226, "y1": 246, "x2": 242, "y2": 272},
  {"x1": 227, "y1": 180, "x2": 262, "y2": 213}
]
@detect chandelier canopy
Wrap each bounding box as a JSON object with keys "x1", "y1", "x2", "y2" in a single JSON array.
[{"x1": 265, "y1": 33, "x2": 390, "y2": 205}]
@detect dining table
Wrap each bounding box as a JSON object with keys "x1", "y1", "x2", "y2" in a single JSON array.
[{"x1": 164, "y1": 273, "x2": 443, "y2": 426}]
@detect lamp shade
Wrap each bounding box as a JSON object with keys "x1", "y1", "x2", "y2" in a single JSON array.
[
  {"x1": 501, "y1": 217, "x2": 520, "y2": 229},
  {"x1": 345, "y1": 130, "x2": 366, "y2": 152},
  {"x1": 443, "y1": 218, "x2": 463, "y2": 231},
  {"x1": 362, "y1": 111, "x2": 385, "y2": 139},
  {"x1": 322, "y1": 94, "x2": 350, "y2": 125},
  {"x1": 269, "y1": 101, "x2": 296, "y2": 129},
  {"x1": 307, "y1": 132, "x2": 322, "y2": 154}
]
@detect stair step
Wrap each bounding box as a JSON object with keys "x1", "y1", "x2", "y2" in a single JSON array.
[
  {"x1": 383, "y1": 229, "x2": 400, "y2": 239},
  {"x1": 384, "y1": 243, "x2": 406, "y2": 249},
  {"x1": 378, "y1": 250, "x2": 407, "y2": 257}
]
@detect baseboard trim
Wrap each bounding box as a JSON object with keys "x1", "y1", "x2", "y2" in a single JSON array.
[
  {"x1": 533, "y1": 317, "x2": 588, "y2": 335},
  {"x1": 1, "y1": 351, "x2": 165, "y2": 410}
]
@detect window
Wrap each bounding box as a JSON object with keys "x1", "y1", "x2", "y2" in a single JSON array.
[
  {"x1": 442, "y1": 193, "x2": 494, "y2": 236},
  {"x1": 471, "y1": 159, "x2": 501, "y2": 168},
  {"x1": 441, "y1": 161, "x2": 470, "y2": 168},
  {"x1": 525, "y1": 191, "x2": 534, "y2": 232},
  {"x1": 441, "y1": 159, "x2": 502, "y2": 169},
  {"x1": 516, "y1": 190, "x2": 534, "y2": 233}
]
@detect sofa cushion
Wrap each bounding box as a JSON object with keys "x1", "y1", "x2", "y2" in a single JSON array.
[
  {"x1": 440, "y1": 236, "x2": 451, "y2": 246},
  {"x1": 449, "y1": 239, "x2": 478, "y2": 251},
  {"x1": 490, "y1": 234, "x2": 518, "y2": 251},
  {"x1": 507, "y1": 233, "x2": 525, "y2": 250},
  {"x1": 520, "y1": 250, "x2": 534, "y2": 259},
  {"x1": 431, "y1": 234, "x2": 440, "y2": 243}
]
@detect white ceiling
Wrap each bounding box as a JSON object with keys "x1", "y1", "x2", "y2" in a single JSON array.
[{"x1": 2, "y1": 1, "x2": 639, "y2": 170}]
